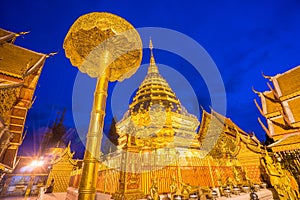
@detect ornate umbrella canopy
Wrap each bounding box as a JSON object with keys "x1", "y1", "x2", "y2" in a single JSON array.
[{"x1": 63, "y1": 12, "x2": 142, "y2": 81}]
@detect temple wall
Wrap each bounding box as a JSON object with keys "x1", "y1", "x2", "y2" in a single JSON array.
[
  {"x1": 96, "y1": 168, "x2": 120, "y2": 194},
  {"x1": 68, "y1": 143, "x2": 264, "y2": 196},
  {"x1": 69, "y1": 168, "x2": 82, "y2": 188},
  {"x1": 236, "y1": 142, "x2": 263, "y2": 183}
]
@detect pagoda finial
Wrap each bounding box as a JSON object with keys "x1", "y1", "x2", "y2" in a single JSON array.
[
  {"x1": 149, "y1": 37, "x2": 153, "y2": 51},
  {"x1": 148, "y1": 38, "x2": 159, "y2": 74}
]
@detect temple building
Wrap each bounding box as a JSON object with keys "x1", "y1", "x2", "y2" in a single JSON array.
[
  {"x1": 0, "y1": 28, "x2": 48, "y2": 181},
  {"x1": 68, "y1": 41, "x2": 268, "y2": 199},
  {"x1": 45, "y1": 143, "x2": 80, "y2": 193},
  {"x1": 0, "y1": 143, "x2": 80, "y2": 197},
  {"x1": 254, "y1": 65, "x2": 300, "y2": 190}
]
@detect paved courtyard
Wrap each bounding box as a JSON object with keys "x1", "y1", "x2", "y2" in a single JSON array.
[
  {"x1": 0, "y1": 193, "x2": 66, "y2": 200},
  {"x1": 0, "y1": 189, "x2": 276, "y2": 200}
]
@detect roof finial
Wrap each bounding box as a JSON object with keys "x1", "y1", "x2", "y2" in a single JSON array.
[{"x1": 148, "y1": 38, "x2": 159, "y2": 74}]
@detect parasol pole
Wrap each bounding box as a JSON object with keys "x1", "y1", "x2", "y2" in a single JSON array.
[{"x1": 78, "y1": 64, "x2": 110, "y2": 200}]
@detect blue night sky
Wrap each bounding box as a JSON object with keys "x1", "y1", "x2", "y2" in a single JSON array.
[{"x1": 1, "y1": 0, "x2": 300, "y2": 158}]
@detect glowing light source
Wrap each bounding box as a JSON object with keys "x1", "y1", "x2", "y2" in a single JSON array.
[{"x1": 30, "y1": 159, "x2": 44, "y2": 167}]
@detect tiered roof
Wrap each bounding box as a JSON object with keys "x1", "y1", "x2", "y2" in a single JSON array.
[
  {"x1": 0, "y1": 28, "x2": 47, "y2": 171},
  {"x1": 254, "y1": 65, "x2": 300, "y2": 150},
  {"x1": 276, "y1": 66, "x2": 300, "y2": 98},
  {"x1": 129, "y1": 40, "x2": 186, "y2": 115},
  {"x1": 117, "y1": 40, "x2": 199, "y2": 150}
]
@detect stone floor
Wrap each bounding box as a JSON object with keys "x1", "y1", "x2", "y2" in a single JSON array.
[
  {"x1": 217, "y1": 189, "x2": 275, "y2": 200},
  {"x1": 0, "y1": 189, "x2": 277, "y2": 200},
  {"x1": 0, "y1": 193, "x2": 66, "y2": 200}
]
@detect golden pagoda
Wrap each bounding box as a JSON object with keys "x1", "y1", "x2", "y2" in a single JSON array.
[
  {"x1": 0, "y1": 28, "x2": 48, "y2": 180},
  {"x1": 67, "y1": 40, "x2": 270, "y2": 200},
  {"x1": 117, "y1": 39, "x2": 201, "y2": 151},
  {"x1": 113, "y1": 40, "x2": 201, "y2": 199}
]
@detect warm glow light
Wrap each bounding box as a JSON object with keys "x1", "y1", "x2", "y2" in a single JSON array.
[
  {"x1": 30, "y1": 160, "x2": 44, "y2": 167},
  {"x1": 37, "y1": 160, "x2": 44, "y2": 166},
  {"x1": 30, "y1": 160, "x2": 38, "y2": 167}
]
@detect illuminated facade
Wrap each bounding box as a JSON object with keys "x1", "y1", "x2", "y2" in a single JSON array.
[
  {"x1": 46, "y1": 143, "x2": 79, "y2": 192},
  {"x1": 254, "y1": 65, "x2": 300, "y2": 191},
  {"x1": 0, "y1": 144, "x2": 80, "y2": 197},
  {"x1": 69, "y1": 41, "x2": 267, "y2": 199},
  {"x1": 0, "y1": 28, "x2": 47, "y2": 180}
]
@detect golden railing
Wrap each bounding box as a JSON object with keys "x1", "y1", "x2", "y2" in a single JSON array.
[{"x1": 68, "y1": 156, "x2": 263, "y2": 195}]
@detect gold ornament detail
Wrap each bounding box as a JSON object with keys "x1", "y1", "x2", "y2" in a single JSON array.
[{"x1": 64, "y1": 12, "x2": 142, "y2": 81}]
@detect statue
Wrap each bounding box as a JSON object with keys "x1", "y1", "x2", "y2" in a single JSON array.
[
  {"x1": 150, "y1": 179, "x2": 159, "y2": 200},
  {"x1": 249, "y1": 187, "x2": 259, "y2": 200},
  {"x1": 233, "y1": 166, "x2": 241, "y2": 185},
  {"x1": 275, "y1": 162, "x2": 299, "y2": 199},
  {"x1": 170, "y1": 176, "x2": 178, "y2": 198},
  {"x1": 262, "y1": 151, "x2": 299, "y2": 200},
  {"x1": 215, "y1": 169, "x2": 223, "y2": 186},
  {"x1": 180, "y1": 182, "x2": 190, "y2": 198},
  {"x1": 226, "y1": 177, "x2": 236, "y2": 189},
  {"x1": 243, "y1": 169, "x2": 253, "y2": 186},
  {"x1": 180, "y1": 181, "x2": 198, "y2": 199},
  {"x1": 45, "y1": 179, "x2": 54, "y2": 194}
]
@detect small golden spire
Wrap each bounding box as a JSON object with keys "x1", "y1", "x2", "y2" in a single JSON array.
[
  {"x1": 149, "y1": 38, "x2": 153, "y2": 51},
  {"x1": 148, "y1": 38, "x2": 159, "y2": 74}
]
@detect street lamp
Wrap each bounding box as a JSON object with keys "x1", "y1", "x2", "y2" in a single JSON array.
[
  {"x1": 24, "y1": 158, "x2": 44, "y2": 199},
  {"x1": 63, "y1": 12, "x2": 142, "y2": 200}
]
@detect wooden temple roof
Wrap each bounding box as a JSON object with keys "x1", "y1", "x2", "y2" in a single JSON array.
[
  {"x1": 0, "y1": 28, "x2": 47, "y2": 172},
  {"x1": 0, "y1": 28, "x2": 16, "y2": 43},
  {"x1": 263, "y1": 91, "x2": 281, "y2": 117},
  {"x1": 275, "y1": 65, "x2": 300, "y2": 98},
  {"x1": 199, "y1": 109, "x2": 263, "y2": 156},
  {"x1": 268, "y1": 132, "x2": 300, "y2": 152},
  {"x1": 0, "y1": 43, "x2": 44, "y2": 79},
  {"x1": 256, "y1": 65, "x2": 300, "y2": 141},
  {"x1": 288, "y1": 97, "x2": 300, "y2": 122}
]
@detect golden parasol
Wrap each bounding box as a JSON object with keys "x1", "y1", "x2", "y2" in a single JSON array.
[{"x1": 63, "y1": 12, "x2": 142, "y2": 200}]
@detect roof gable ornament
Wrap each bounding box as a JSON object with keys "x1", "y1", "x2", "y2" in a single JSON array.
[
  {"x1": 261, "y1": 71, "x2": 273, "y2": 81},
  {"x1": 50, "y1": 141, "x2": 78, "y2": 166}
]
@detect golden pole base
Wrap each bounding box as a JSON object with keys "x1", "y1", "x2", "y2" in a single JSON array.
[{"x1": 78, "y1": 70, "x2": 109, "y2": 200}]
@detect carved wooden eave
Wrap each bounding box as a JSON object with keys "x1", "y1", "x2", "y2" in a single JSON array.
[
  {"x1": 267, "y1": 131, "x2": 300, "y2": 152},
  {"x1": 266, "y1": 82, "x2": 280, "y2": 100},
  {"x1": 255, "y1": 65, "x2": 300, "y2": 146},
  {"x1": 261, "y1": 71, "x2": 273, "y2": 81},
  {"x1": 197, "y1": 109, "x2": 210, "y2": 143},
  {"x1": 257, "y1": 117, "x2": 272, "y2": 138},
  {"x1": 0, "y1": 29, "x2": 30, "y2": 44},
  {"x1": 0, "y1": 29, "x2": 16, "y2": 43}
]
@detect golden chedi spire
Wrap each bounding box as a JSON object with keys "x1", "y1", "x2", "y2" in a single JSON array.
[
  {"x1": 148, "y1": 38, "x2": 159, "y2": 74},
  {"x1": 129, "y1": 39, "x2": 182, "y2": 114},
  {"x1": 116, "y1": 39, "x2": 200, "y2": 149}
]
